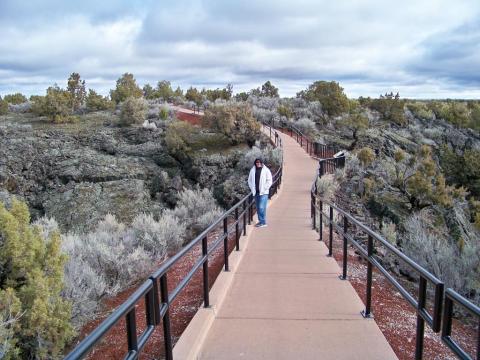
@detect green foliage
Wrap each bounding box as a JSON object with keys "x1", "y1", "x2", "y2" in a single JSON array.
[
  {"x1": 142, "y1": 84, "x2": 156, "y2": 100},
  {"x1": 406, "y1": 101, "x2": 434, "y2": 121},
  {"x1": 339, "y1": 110, "x2": 369, "y2": 142},
  {"x1": 203, "y1": 84, "x2": 233, "y2": 102},
  {"x1": 32, "y1": 86, "x2": 75, "y2": 123},
  {"x1": 165, "y1": 120, "x2": 196, "y2": 155},
  {"x1": 159, "y1": 106, "x2": 169, "y2": 120},
  {"x1": 202, "y1": 103, "x2": 261, "y2": 144},
  {"x1": 67, "y1": 73, "x2": 86, "y2": 111},
  {"x1": 119, "y1": 97, "x2": 147, "y2": 126},
  {"x1": 3, "y1": 93, "x2": 27, "y2": 105},
  {"x1": 0, "y1": 200, "x2": 73, "y2": 359},
  {"x1": 440, "y1": 145, "x2": 480, "y2": 198},
  {"x1": 0, "y1": 96, "x2": 8, "y2": 115},
  {"x1": 249, "y1": 81, "x2": 279, "y2": 98},
  {"x1": 156, "y1": 80, "x2": 174, "y2": 101},
  {"x1": 357, "y1": 147, "x2": 375, "y2": 167},
  {"x1": 298, "y1": 81, "x2": 349, "y2": 117},
  {"x1": 185, "y1": 87, "x2": 203, "y2": 105},
  {"x1": 110, "y1": 73, "x2": 143, "y2": 104},
  {"x1": 277, "y1": 104, "x2": 293, "y2": 119},
  {"x1": 369, "y1": 93, "x2": 406, "y2": 125},
  {"x1": 173, "y1": 86, "x2": 184, "y2": 98},
  {"x1": 85, "y1": 89, "x2": 114, "y2": 112},
  {"x1": 235, "y1": 92, "x2": 249, "y2": 101}
]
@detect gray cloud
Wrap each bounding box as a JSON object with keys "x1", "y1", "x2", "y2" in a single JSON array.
[{"x1": 0, "y1": 0, "x2": 479, "y2": 98}]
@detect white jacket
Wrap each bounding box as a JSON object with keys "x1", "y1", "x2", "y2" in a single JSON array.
[{"x1": 248, "y1": 165, "x2": 273, "y2": 196}]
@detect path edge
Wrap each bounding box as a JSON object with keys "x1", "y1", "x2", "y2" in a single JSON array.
[{"x1": 173, "y1": 186, "x2": 284, "y2": 360}]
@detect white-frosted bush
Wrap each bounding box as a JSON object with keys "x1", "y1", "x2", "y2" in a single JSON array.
[
  {"x1": 239, "y1": 146, "x2": 282, "y2": 171},
  {"x1": 344, "y1": 153, "x2": 361, "y2": 177},
  {"x1": 295, "y1": 117, "x2": 317, "y2": 135},
  {"x1": 403, "y1": 212, "x2": 480, "y2": 301},
  {"x1": 171, "y1": 188, "x2": 222, "y2": 238},
  {"x1": 315, "y1": 174, "x2": 338, "y2": 202}
]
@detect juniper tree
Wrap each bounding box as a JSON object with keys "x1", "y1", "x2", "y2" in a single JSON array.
[
  {"x1": 0, "y1": 200, "x2": 73, "y2": 359},
  {"x1": 110, "y1": 73, "x2": 143, "y2": 104},
  {"x1": 67, "y1": 73, "x2": 86, "y2": 111}
]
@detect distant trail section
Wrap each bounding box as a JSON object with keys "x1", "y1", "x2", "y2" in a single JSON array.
[{"x1": 171, "y1": 105, "x2": 204, "y2": 125}]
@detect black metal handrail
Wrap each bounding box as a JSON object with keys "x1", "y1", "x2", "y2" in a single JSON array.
[
  {"x1": 283, "y1": 125, "x2": 479, "y2": 360},
  {"x1": 442, "y1": 289, "x2": 480, "y2": 360},
  {"x1": 65, "y1": 124, "x2": 283, "y2": 360}
]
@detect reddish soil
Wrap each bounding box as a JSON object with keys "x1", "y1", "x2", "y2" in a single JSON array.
[
  {"x1": 175, "y1": 111, "x2": 202, "y2": 126},
  {"x1": 71, "y1": 216, "x2": 248, "y2": 359},
  {"x1": 322, "y1": 227, "x2": 478, "y2": 360}
]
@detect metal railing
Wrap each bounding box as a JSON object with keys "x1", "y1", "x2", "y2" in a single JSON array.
[
  {"x1": 442, "y1": 289, "x2": 480, "y2": 360},
  {"x1": 65, "y1": 124, "x2": 282, "y2": 360},
  {"x1": 284, "y1": 123, "x2": 479, "y2": 360}
]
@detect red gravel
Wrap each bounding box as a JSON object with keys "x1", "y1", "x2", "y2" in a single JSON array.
[
  {"x1": 322, "y1": 227, "x2": 478, "y2": 360},
  {"x1": 71, "y1": 217, "x2": 246, "y2": 359}
]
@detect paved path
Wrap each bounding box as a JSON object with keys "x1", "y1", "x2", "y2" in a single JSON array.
[{"x1": 197, "y1": 132, "x2": 397, "y2": 359}]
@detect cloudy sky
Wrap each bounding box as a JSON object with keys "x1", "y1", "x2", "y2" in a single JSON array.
[{"x1": 0, "y1": 0, "x2": 479, "y2": 98}]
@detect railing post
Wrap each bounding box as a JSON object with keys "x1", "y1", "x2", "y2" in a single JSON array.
[
  {"x1": 319, "y1": 200, "x2": 323, "y2": 241},
  {"x1": 328, "y1": 206, "x2": 333, "y2": 256},
  {"x1": 202, "y1": 236, "x2": 210, "y2": 308},
  {"x1": 415, "y1": 276, "x2": 427, "y2": 360},
  {"x1": 126, "y1": 308, "x2": 138, "y2": 355},
  {"x1": 362, "y1": 234, "x2": 374, "y2": 318},
  {"x1": 235, "y1": 207, "x2": 240, "y2": 251},
  {"x1": 319, "y1": 161, "x2": 324, "y2": 178},
  {"x1": 243, "y1": 201, "x2": 247, "y2": 236},
  {"x1": 223, "y1": 217, "x2": 229, "y2": 271},
  {"x1": 312, "y1": 192, "x2": 316, "y2": 230},
  {"x1": 145, "y1": 287, "x2": 155, "y2": 327},
  {"x1": 340, "y1": 216, "x2": 348, "y2": 280},
  {"x1": 160, "y1": 274, "x2": 173, "y2": 360}
]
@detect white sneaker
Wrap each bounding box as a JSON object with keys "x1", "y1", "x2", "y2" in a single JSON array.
[{"x1": 258, "y1": 224, "x2": 268, "y2": 228}]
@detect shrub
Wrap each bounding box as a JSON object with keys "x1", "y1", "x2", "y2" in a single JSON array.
[
  {"x1": 298, "y1": 81, "x2": 349, "y2": 117},
  {"x1": 339, "y1": 111, "x2": 369, "y2": 142},
  {"x1": 315, "y1": 174, "x2": 338, "y2": 202},
  {"x1": 165, "y1": 120, "x2": 196, "y2": 155},
  {"x1": 159, "y1": 106, "x2": 169, "y2": 120},
  {"x1": 131, "y1": 212, "x2": 185, "y2": 254},
  {"x1": 202, "y1": 103, "x2": 261, "y2": 144},
  {"x1": 357, "y1": 147, "x2": 375, "y2": 167},
  {"x1": 239, "y1": 146, "x2": 282, "y2": 172},
  {"x1": 369, "y1": 94, "x2": 406, "y2": 125},
  {"x1": 170, "y1": 188, "x2": 222, "y2": 240},
  {"x1": 295, "y1": 117, "x2": 317, "y2": 135},
  {"x1": 3, "y1": 93, "x2": 27, "y2": 105},
  {"x1": 35, "y1": 211, "x2": 185, "y2": 328},
  {"x1": 0, "y1": 97, "x2": 7, "y2": 115},
  {"x1": 0, "y1": 200, "x2": 73, "y2": 358},
  {"x1": 214, "y1": 176, "x2": 250, "y2": 208},
  {"x1": 406, "y1": 102, "x2": 434, "y2": 121},
  {"x1": 85, "y1": 89, "x2": 113, "y2": 112},
  {"x1": 110, "y1": 73, "x2": 143, "y2": 104},
  {"x1": 36, "y1": 85, "x2": 74, "y2": 123},
  {"x1": 119, "y1": 96, "x2": 147, "y2": 126},
  {"x1": 403, "y1": 212, "x2": 479, "y2": 300}
]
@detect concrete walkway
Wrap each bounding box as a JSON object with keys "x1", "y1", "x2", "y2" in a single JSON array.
[{"x1": 196, "y1": 132, "x2": 397, "y2": 360}]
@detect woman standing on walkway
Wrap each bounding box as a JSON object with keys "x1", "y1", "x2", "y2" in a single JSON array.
[{"x1": 248, "y1": 158, "x2": 273, "y2": 227}]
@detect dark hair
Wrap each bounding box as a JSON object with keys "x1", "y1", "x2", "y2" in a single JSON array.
[{"x1": 254, "y1": 158, "x2": 263, "y2": 165}]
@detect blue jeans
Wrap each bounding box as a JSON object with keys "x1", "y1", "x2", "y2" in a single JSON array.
[{"x1": 255, "y1": 194, "x2": 268, "y2": 225}]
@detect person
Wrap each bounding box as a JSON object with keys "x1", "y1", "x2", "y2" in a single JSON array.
[{"x1": 248, "y1": 158, "x2": 273, "y2": 227}]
